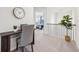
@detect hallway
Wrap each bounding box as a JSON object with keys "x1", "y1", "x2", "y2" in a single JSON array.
[{"x1": 34, "y1": 30, "x2": 79, "y2": 52}]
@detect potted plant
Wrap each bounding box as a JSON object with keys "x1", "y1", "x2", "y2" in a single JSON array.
[{"x1": 59, "y1": 15, "x2": 73, "y2": 41}]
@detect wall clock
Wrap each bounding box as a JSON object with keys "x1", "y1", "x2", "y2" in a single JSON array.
[{"x1": 13, "y1": 7, "x2": 25, "y2": 19}]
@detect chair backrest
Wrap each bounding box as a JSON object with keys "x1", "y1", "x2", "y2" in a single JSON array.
[
  {"x1": 20, "y1": 24, "x2": 34, "y2": 47},
  {"x1": 20, "y1": 24, "x2": 28, "y2": 31}
]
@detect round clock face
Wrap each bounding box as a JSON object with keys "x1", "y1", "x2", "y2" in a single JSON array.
[{"x1": 13, "y1": 7, "x2": 25, "y2": 19}]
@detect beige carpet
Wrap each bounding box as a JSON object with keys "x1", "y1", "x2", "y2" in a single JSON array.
[{"x1": 33, "y1": 30, "x2": 79, "y2": 52}]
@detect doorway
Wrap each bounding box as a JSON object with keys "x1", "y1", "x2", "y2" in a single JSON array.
[
  {"x1": 35, "y1": 12, "x2": 44, "y2": 30},
  {"x1": 34, "y1": 7, "x2": 47, "y2": 30}
]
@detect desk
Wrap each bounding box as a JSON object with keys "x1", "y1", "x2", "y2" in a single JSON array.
[
  {"x1": 0, "y1": 30, "x2": 21, "y2": 52},
  {"x1": 0, "y1": 29, "x2": 35, "y2": 52}
]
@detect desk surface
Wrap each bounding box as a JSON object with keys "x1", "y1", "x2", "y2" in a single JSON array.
[
  {"x1": 0, "y1": 30, "x2": 21, "y2": 36},
  {"x1": 0, "y1": 28, "x2": 36, "y2": 36}
]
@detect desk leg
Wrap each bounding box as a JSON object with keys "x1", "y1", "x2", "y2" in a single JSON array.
[
  {"x1": 32, "y1": 30, "x2": 35, "y2": 44},
  {"x1": 1, "y1": 36, "x2": 10, "y2": 52}
]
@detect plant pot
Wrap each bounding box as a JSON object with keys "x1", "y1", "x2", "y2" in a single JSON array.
[{"x1": 65, "y1": 35, "x2": 71, "y2": 42}]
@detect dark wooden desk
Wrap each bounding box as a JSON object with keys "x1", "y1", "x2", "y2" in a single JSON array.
[
  {"x1": 0, "y1": 29, "x2": 35, "y2": 52},
  {"x1": 0, "y1": 30, "x2": 21, "y2": 52}
]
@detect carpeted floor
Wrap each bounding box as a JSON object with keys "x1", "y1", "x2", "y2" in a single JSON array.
[
  {"x1": 33, "y1": 30, "x2": 79, "y2": 52},
  {"x1": 14, "y1": 29, "x2": 79, "y2": 52}
]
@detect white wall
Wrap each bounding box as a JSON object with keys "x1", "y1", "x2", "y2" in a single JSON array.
[
  {"x1": 74, "y1": 8, "x2": 79, "y2": 49},
  {"x1": 0, "y1": 7, "x2": 34, "y2": 33},
  {"x1": 0, "y1": 7, "x2": 34, "y2": 51}
]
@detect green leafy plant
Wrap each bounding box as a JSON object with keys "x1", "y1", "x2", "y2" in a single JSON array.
[{"x1": 59, "y1": 15, "x2": 72, "y2": 36}]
